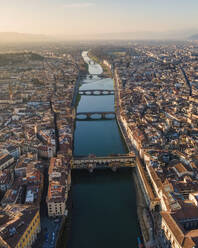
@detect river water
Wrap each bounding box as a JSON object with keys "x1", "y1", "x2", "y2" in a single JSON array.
[
  {"x1": 69, "y1": 51, "x2": 139, "y2": 248},
  {"x1": 74, "y1": 51, "x2": 127, "y2": 157}
]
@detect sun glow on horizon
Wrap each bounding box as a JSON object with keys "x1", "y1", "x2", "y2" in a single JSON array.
[{"x1": 0, "y1": 0, "x2": 198, "y2": 39}]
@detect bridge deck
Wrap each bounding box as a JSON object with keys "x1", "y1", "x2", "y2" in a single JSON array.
[
  {"x1": 79, "y1": 89, "x2": 114, "y2": 92},
  {"x1": 76, "y1": 111, "x2": 115, "y2": 115}
]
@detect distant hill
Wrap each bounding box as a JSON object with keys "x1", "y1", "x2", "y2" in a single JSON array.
[
  {"x1": 0, "y1": 32, "x2": 51, "y2": 43},
  {"x1": 190, "y1": 34, "x2": 198, "y2": 40},
  {"x1": 1, "y1": 30, "x2": 198, "y2": 43},
  {"x1": 67, "y1": 30, "x2": 198, "y2": 41}
]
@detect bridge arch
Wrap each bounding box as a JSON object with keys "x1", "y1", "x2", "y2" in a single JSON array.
[
  {"x1": 76, "y1": 111, "x2": 116, "y2": 121},
  {"x1": 78, "y1": 89, "x2": 115, "y2": 96}
]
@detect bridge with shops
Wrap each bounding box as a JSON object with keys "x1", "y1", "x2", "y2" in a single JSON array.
[
  {"x1": 79, "y1": 89, "x2": 114, "y2": 96},
  {"x1": 76, "y1": 111, "x2": 116, "y2": 121},
  {"x1": 72, "y1": 154, "x2": 136, "y2": 172}
]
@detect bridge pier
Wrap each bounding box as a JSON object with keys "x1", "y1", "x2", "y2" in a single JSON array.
[
  {"x1": 76, "y1": 111, "x2": 116, "y2": 121},
  {"x1": 112, "y1": 167, "x2": 117, "y2": 172},
  {"x1": 89, "y1": 168, "x2": 94, "y2": 173}
]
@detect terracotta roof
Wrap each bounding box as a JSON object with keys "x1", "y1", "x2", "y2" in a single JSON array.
[
  {"x1": 136, "y1": 157, "x2": 155, "y2": 201},
  {"x1": 161, "y1": 211, "x2": 185, "y2": 245},
  {"x1": 183, "y1": 237, "x2": 196, "y2": 248},
  {"x1": 174, "y1": 163, "x2": 188, "y2": 174}
]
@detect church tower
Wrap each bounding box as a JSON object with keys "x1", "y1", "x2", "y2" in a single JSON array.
[{"x1": 9, "y1": 83, "x2": 13, "y2": 101}]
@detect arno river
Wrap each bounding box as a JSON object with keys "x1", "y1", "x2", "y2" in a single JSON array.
[{"x1": 69, "y1": 51, "x2": 140, "y2": 248}]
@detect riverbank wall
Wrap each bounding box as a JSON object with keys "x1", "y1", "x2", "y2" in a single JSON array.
[
  {"x1": 133, "y1": 168, "x2": 155, "y2": 247},
  {"x1": 71, "y1": 73, "x2": 83, "y2": 108},
  {"x1": 116, "y1": 116, "x2": 130, "y2": 152}
]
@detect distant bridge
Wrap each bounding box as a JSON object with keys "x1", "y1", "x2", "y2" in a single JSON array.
[
  {"x1": 72, "y1": 154, "x2": 136, "y2": 171},
  {"x1": 76, "y1": 111, "x2": 116, "y2": 121},
  {"x1": 79, "y1": 89, "x2": 114, "y2": 96}
]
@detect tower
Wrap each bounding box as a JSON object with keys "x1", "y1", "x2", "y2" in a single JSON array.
[
  {"x1": 9, "y1": 83, "x2": 13, "y2": 101},
  {"x1": 34, "y1": 124, "x2": 38, "y2": 135}
]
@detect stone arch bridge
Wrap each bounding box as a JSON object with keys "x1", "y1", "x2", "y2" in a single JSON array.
[
  {"x1": 72, "y1": 154, "x2": 136, "y2": 172},
  {"x1": 76, "y1": 111, "x2": 116, "y2": 121},
  {"x1": 79, "y1": 89, "x2": 114, "y2": 96}
]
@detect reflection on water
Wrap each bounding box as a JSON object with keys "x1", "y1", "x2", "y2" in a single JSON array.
[
  {"x1": 74, "y1": 52, "x2": 127, "y2": 157},
  {"x1": 82, "y1": 51, "x2": 103, "y2": 75},
  {"x1": 69, "y1": 169, "x2": 140, "y2": 248},
  {"x1": 74, "y1": 120, "x2": 127, "y2": 156}
]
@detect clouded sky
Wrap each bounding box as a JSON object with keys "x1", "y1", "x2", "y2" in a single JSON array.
[{"x1": 0, "y1": 0, "x2": 198, "y2": 36}]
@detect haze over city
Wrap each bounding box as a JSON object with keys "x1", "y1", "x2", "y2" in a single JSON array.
[
  {"x1": 1, "y1": 0, "x2": 198, "y2": 40},
  {"x1": 1, "y1": 1, "x2": 198, "y2": 248}
]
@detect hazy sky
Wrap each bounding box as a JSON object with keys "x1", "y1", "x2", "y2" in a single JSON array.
[{"x1": 0, "y1": 0, "x2": 198, "y2": 36}]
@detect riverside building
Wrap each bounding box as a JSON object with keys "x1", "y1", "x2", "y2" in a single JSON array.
[
  {"x1": 46, "y1": 156, "x2": 71, "y2": 217},
  {"x1": 0, "y1": 205, "x2": 40, "y2": 248}
]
